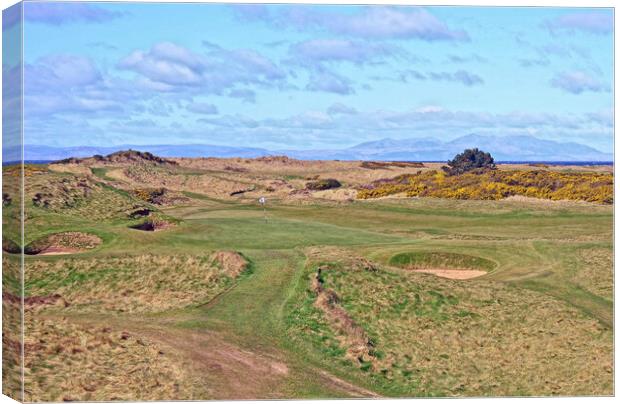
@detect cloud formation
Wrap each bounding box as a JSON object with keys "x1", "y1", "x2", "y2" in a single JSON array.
[
  {"x1": 550, "y1": 71, "x2": 609, "y2": 94},
  {"x1": 328, "y1": 7, "x2": 469, "y2": 41},
  {"x1": 24, "y1": 3, "x2": 123, "y2": 25},
  {"x1": 186, "y1": 102, "x2": 219, "y2": 115},
  {"x1": 289, "y1": 39, "x2": 397, "y2": 65},
  {"x1": 546, "y1": 11, "x2": 613, "y2": 35},
  {"x1": 305, "y1": 70, "x2": 355, "y2": 95},
  {"x1": 287, "y1": 39, "x2": 405, "y2": 95},
  {"x1": 234, "y1": 5, "x2": 469, "y2": 42},
  {"x1": 387, "y1": 69, "x2": 484, "y2": 87},
  {"x1": 118, "y1": 42, "x2": 286, "y2": 95},
  {"x1": 327, "y1": 103, "x2": 358, "y2": 115}
]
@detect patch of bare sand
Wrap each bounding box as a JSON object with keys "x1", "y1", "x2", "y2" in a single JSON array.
[
  {"x1": 413, "y1": 268, "x2": 487, "y2": 279},
  {"x1": 36, "y1": 247, "x2": 80, "y2": 256}
]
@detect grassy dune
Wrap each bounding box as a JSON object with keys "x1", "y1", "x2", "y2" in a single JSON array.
[{"x1": 1, "y1": 159, "x2": 613, "y2": 400}]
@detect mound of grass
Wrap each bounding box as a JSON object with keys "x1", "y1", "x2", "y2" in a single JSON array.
[
  {"x1": 25, "y1": 172, "x2": 150, "y2": 220},
  {"x1": 25, "y1": 253, "x2": 250, "y2": 313},
  {"x1": 57, "y1": 150, "x2": 177, "y2": 166},
  {"x1": 132, "y1": 187, "x2": 189, "y2": 205},
  {"x1": 24, "y1": 232, "x2": 102, "y2": 255},
  {"x1": 286, "y1": 254, "x2": 612, "y2": 397},
  {"x1": 361, "y1": 161, "x2": 425, "y2": 170},
  {"x1": 389, "y1": 251, "x2": 496, "y2": 271}
]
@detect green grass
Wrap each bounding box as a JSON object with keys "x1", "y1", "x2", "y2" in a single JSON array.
[
  {"x1": 389, "y1": 251, "x2": 497, "y2": 271},
  {"x1": 5, "y1": 171, "x2": 614, "y2": 399},
  {"x1": 284, "y1": 254, "x2": 612, "y2": 396},
  {"x1": 90, "y1": 167, "x2": 116, "y2": 181}
]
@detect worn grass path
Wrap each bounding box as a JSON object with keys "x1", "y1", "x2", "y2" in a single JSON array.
[{"x1": 174, "y1": 248, "x2": 381, "y2": 398}]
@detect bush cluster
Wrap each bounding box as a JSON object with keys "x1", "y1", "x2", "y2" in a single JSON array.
[
  {"x1": 357, "y1": 169, "x2": 613, "y2": 204},
  {"x1": 306, "y1": 178, "x2": 342, "y2": 191},
  {"x1": 132, "y1": 187, "x2": 166, "y2": 203},
  {"x1": 444, "y1": 148, "x2": 496, "y2": 176}
]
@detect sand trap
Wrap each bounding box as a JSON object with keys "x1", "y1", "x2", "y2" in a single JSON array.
[
  {"x1": 36, "y1": 247, "x2": 80, "y2": 256},
  {"x1": 25, "y1": 232, "x2": 102, "y2": 256},
  {"x1": 413, "y1": 269, "x2": 487, "y2": 279}
]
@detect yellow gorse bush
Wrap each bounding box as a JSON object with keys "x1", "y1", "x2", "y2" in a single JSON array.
[{"x1": 357, "y1": 169, "x2": 613, "y2": 204}]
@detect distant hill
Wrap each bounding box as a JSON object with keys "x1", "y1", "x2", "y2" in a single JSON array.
[
  {"x1": 6, "y1": 135, "x2": 612, "y2": 163},
  {"x1": 6, "y1": 144, "x2": 271, "y2": 162},
  {"x1": 56, "y1": 150, "x2": 179, "y2": 166},
  {"x1": 281, "y1": 134, "x2": 612, "y2": 162}
]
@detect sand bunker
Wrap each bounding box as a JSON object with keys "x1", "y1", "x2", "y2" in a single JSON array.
[
  {"x1": 412, "y1": 268, "x2": 487, "y2": 280},
  {"x1": 25, "y1": 232, "x2": 102, "y2": 256}
]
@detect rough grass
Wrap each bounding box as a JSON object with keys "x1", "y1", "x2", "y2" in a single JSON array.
[
  {"x1": 4, "y1": 158, "x2": 614, "y2": 400},
  {"x1": 24, "y1": 231, "x2": 102, "y2": 255},
  {"x1": 25, "y1": 253, "x2": 249, "y2": 313},
  {"x1": 22, "y1": 314, "x2": 209, "y2": 402},
  {"x1": 572, "y1": 247, "x2": 613, "y2": 301},
  {"x1": 286, "y1": 252, "x2": 613, "y2": 397},
  {"x1": 2, "y1": 256, "x2": 23, "y2": 401},
  {"x1": 23, "y1": 171, "x2": 150, "y2": 220}
]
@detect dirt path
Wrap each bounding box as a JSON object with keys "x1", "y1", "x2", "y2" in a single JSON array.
[
  {"x1": 134, "y1": 324, "x2": 379, "y2": 399},
  {"x1": 59, "y1": 314, "x2": 378, "y2": 399},
  {"x1": 121, "y1": 324, "x2": 290, "y2": 399}
]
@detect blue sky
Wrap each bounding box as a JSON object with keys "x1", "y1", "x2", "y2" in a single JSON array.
[{"x1": 5, "y1": 2, "x2": 615, "y2": 151}]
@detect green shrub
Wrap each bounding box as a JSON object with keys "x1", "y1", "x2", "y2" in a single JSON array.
[
  {"x1": 444, "y1": 148, "x2": 496, "y2": 176},
  {"x1": 306, "y1": 178, "x2": 342, "y2": 191}
]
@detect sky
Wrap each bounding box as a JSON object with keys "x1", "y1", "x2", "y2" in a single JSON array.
[{"x1": 2, "y1": 1, "x2": 615, "y2": 152}]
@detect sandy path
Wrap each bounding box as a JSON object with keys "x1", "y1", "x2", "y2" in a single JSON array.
[
  {"x1": 413, "y1": 268, "x2": 487, "y2": 279},
  {"x1": 129, "y1": 325, "x2": 290, "y2": 399}
]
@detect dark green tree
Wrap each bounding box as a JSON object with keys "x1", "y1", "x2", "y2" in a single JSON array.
[{"x1": 443, "y1": 148, "x2": 496, "y2": 175}]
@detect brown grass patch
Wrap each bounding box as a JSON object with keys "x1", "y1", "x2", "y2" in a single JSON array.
[
  {"x1": 25, "y1": 232, "x2": 101, "y2": 256},
  {"x1": 212, "y1": 251, "x2": 249, "y2": 278},
  {"x1": 25, "y1": 253, "x2": 248, "y2": 313},
  {"x1": 361, "y1": 161, "x2": 425, "y2": 170},
  {"x1": 22, "y1": 315, "x2": 207, "y2": 402},
  {"x1": 573, "y1": 247, "x2": 613, "y2": 301}
]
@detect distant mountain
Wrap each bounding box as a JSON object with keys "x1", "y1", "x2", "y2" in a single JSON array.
[
  {"x1": 5, "y1": 135, "x2": 612, "y2": 163},
  {"x1": 5, "y1": 144, "x2": 271, "y2": 162},
  {"x1": 282, "y1": 134, "x2": 612, "y2": 162},
  {"x1": 443, "y1": 134, "x2": 612, "y2": 162}
]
